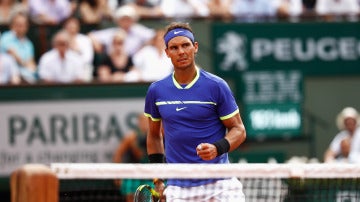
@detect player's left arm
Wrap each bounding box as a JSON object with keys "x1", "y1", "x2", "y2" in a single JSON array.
[
  {"x1": 197, "y1": 112, "x2": 246, "y2": 160},
  {"x1": 222, "y1": 112, "x2": 247, "y2": 152}
]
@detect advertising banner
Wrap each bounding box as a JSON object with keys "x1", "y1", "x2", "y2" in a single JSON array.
[
  {"x1": 212, "y1": 22, "x2": 360, "y2": 76},
  {"x1": 239, "y1": 70, "x2": 303, "y2": 140},
  {"x1": 0, "y1": 99, "x2": 144, "y2": 176}
]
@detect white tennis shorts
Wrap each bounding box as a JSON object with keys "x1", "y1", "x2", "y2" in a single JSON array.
[{"x1": 164, "y1": 177, "x2": 245, "y2": 202}]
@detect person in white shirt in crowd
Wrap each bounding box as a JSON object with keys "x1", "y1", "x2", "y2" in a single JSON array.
[
  {"x1": 315, "y1": 0, "x2": 360, "y2": 21},
  {"x1": 0, "y1": 50, "x2": 21, "y2": 85},
  {"x1": 348, "y1": 112, "x2": 360, "y2": 163},
  {"x1": 229, "y1": 0, "x2": 280, "y2": 22},
  {"x1": 207, "y1": 0, "x2": 232, "y2": 20},
  {"x1": 28, "y1": 0, "x2": 73, "y2": 25},
  {"x1": 275, "y1": 0, "x2": 304, "y2": 19},
  {"x1": 132, "y1": 29, "x2": 173, "y2": 82},
  {"x1": 63, "y1": 17, "x2": 94, "y2": 82},
  {"x1": 323, "y1": 107, "x2": 360, "y2": 163},
  {"x1": 88, "y1": 4, "x2": 155, "y2": 57},
  {"x1": 38, "y1": 30, "x2": 86, "y2": 84},
  {"x1": 214, "y1": 0, "x2": 307, "y2": 21},
  {"x1": 158, "y1": 0, "x2": 210, "y2": 19},
  {"x1": 132, "y1": 0, "x2": 209, "y2": 19}
]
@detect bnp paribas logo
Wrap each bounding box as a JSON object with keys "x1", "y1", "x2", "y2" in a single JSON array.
[{"x1": 216, "y1": 31, "x2": 248, "y2": 71}]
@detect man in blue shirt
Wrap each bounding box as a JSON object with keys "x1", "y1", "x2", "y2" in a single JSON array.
[
  {"x1": 0, "y1": 12, "x2": 37, "y2": 83},
  {"x1": 144, "y1": 22, "x2": 246, "y2": 201}
]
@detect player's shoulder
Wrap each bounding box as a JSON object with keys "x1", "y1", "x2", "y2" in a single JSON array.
[
  {"x1": 200, "y1": 68, "x2": 228, "y2": 87},
  {"x1": 148, "y1": 74, "x2": 172, "y2": 90}
]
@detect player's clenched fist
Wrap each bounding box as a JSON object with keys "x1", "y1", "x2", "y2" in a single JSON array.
[{"x1": 196, "y1": 143, "x2": 218, "y2": 160}]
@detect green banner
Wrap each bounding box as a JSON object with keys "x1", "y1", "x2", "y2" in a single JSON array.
[
  {"x1": 240, "y1": 70, "x2": 303, "y2": 139},
  {"x1": 244, "y1": 103, "x2": 302, "y2": 140},
  {"x1": 212, "y1": 22, "x2": 360, "y2": 76}
]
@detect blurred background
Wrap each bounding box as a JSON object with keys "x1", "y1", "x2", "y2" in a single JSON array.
[{"x1": 1, "y1": 0, "x2": 360, "y2": 201}]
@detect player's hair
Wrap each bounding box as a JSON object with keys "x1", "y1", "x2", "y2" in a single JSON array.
[{"x1": 164, "y1": 22, "x2": 194, "y2": 37}]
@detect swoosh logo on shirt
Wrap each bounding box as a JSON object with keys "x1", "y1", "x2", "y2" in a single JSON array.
[
  {"x1": 174, "y1": 31, "x2": 184, "y2": 35},
  {"x1": 176, "y1": 107, "x2": 187, "y2": 111}
]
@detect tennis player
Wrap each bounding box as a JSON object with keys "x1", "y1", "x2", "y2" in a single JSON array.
[{"x1": 144, "y1": 22, "x2": 246, "y2": 201}]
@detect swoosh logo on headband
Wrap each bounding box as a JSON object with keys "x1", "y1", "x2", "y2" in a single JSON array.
[{"x1": 174, "y1": 31, "x2": 184, "y2": 34}]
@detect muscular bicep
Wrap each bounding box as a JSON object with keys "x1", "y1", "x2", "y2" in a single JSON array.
[
  {"x1": 148, "y1": 118, "x2": 162, "y2": 138},
  {"x1": 221, "y1": 113, "x2": 246, "y2": 151},
  {"x1": 147, "y1": 118, "x2": 164, "y2": 154}
]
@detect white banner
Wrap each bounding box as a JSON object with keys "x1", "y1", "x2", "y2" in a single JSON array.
[{"x1": 0, "y1": 98, "x2": 145, "y2": 176}]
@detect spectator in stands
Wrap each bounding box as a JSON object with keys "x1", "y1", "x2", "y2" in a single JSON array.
[
  {"x1": 229, "y1": 0, "x2": 279, "y2": 22},
  {"x1": 323, "y1": 107, "x2": 360, "y2": 163},
  {"x1": 207, "y1": 0, "x2": 232, "y2": 20},
  {"x1": 38, "y1": 30, "x2": 86, "y2": 83},
  {"x1": 107, "y1": 0, "x2": 139, "y2": 13},
  {"x1": 0, "y1": 12, "x2": 37, "y2": 83},
  {"x1": 135, "y1": 0, "x2": 161, "y2": 7},
  {"x1": 78, "y1": 0, "x2": 113, "y2": 25},
  {"x1": 0, "y1": 48, "x2": 21, "y2": 85},
  {"x1": 0, "y1": 0, "x2": 28, "y2": 25},
  {"x1": 132, "y1": 29, "x2": 173, "y2": 82},
  {"x1": 95, "y1": 30, "x2": 139, "y2": 83},
  {"x1": 63, "y1": 17, "x2": 94, "y2": 82},
  {"x1": 302, "y1": 0, "x2": 316, "y2": 14},
  {"x1": 158, "y1": 0, "x2": 210, "y2": 19},
  {"x1": 28, "y1": 0, "x2": 73, "y2": 25},
  {"x1": 107, "y1": 0, "x2": 120, "y2": 12},
  {"x1": 348, "y1": 112, "x2": 360, "y2": 164},
  {"x1": 124, "y1": 0, "x2": 160, "y2": 18},
  {"x1": 315, "y1": 0, "x2": 360, "y2": 21},
  {"x1": 339, "y1": 137, "x2": 351, "y2": 162},
  {"x1": 88, "y1": 4, "x2": 155, "y2": 57},
  {"x1": 276, "y1": 0, "x2": 304, "y2": 19},
  {"x1": 133, "y1": 0, "x2": 210, "y2": 19},
  {"x1": 112, "y1": 113, "x2": 151, "y2": 202}
]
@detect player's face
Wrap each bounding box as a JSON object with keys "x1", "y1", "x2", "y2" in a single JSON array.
[{"x1": 165, "y1": 36, "x2": 198, "y2": 70}]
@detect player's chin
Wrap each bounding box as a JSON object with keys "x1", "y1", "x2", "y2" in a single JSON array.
[
  {"x1": 176, "y1": 58, "x2": 190, "y2": 64},
  {"x1": 176, "y1": 61, "x2": 192, "y2": 69}
]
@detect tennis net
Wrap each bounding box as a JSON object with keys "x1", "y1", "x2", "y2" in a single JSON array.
[{"x1": 50, "y1": 163, "x2": 360, "y2": 202}]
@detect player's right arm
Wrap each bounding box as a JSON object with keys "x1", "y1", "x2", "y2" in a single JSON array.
[
  {"x1": 146, "y1": 118, "x2": 164, "y2": 156},
  {"x1": 144, "y1": 83, "x2": 165, "y2": 162},
  {"x1": 146, "y1": 117, "x2": 166, "y2": 200}
]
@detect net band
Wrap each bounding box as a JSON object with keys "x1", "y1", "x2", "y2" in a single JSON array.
[
  {"x1": 45, "y1": 163, "x2": 360, "y2": 202},
  {"x1": 51, "y1": 163, "x2": 360, "y2": 179}
]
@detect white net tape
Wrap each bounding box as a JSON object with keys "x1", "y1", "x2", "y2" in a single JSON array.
[
  {"x1": 51, "y1": 163, "x2": 360, "y2": 179},
  {"x1": 50, "y1": 163, "x2": 360, "y2": 202}
]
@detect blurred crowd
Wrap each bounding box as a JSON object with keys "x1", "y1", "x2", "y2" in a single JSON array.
[{"x1": 0, "y1": 0, "x2": 360, "y2": 85}]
